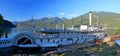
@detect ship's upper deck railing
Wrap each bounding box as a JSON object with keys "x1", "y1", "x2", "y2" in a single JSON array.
[{"x1": 39, "y1": 27, "x2": 105, "y2": 33}]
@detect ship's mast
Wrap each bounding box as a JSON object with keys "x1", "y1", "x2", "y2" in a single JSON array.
[{"x1": 89, "y1": 11, "x2": 92, "y2": 26}]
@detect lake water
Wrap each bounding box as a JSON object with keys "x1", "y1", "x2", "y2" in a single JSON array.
[{"x1": 0, "y1": 28, "x2": 39, "y2": 38}]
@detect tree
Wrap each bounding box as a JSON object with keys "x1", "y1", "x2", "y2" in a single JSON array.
[
  {"x1": 0, "y1": 14, "x2": 3, "y2": 37},
  {"x1": 0, "y1": 14, "x2": 3, "y2": 25}
]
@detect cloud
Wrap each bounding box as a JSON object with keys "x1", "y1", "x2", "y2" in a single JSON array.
[
  {"x1": 68, "y1": 14, "x2": 74, "y2": 17},
  {"x1": 48, "y1": 14, "x2": 52, "y2": 16},
  {"x1": 68, "y1": 14, "x2": 77, "y2": 17},
  {"x1": 59, "y1": 12, "x2": 65, "y2": 15},
  {"x1": 68, "y1": 13, "x2": 79, "y2": 18}
]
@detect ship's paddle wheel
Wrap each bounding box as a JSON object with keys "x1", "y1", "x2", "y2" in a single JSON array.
[
  {"x1": 17, "y1": 37, "x2": 32, "y2": 45},
  {"x1": 11, "y1": 32, "x2": 37, "y2": 53}
]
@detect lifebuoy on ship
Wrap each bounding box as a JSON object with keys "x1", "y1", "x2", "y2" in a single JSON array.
[{"x1": 12, "y1": 32, "x2": 36, "y2": 45}]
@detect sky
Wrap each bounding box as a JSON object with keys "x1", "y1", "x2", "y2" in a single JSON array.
[{"x1": 0, "y1": 0, "x2": 120, "y2": 22}]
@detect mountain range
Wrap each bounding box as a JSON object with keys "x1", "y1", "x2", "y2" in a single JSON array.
[
  {"x1": 18, "y1": 17, "x2": 68, "y2": 28},
  {"x1": 17, "y1": 11, "x2": 120, "y2": 29},
  {"x1": 58, "y1": 11, "x2": 120, "y2": 29}
]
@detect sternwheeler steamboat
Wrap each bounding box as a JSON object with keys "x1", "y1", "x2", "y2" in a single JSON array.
[{"x1": 0, "y1": 12, "x2": 107, "y2": 52}]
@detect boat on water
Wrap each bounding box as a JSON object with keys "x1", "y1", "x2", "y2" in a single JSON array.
[{"x1": 0, "y1": 12, "x2": 107, "y2": 51}]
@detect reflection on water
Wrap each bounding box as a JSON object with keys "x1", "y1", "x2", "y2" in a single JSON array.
[
  {"x1": 0, "y1": 27, "x2": 116, "y2": 37},
  {"x1": 0, "y1": 30, "x2": 3, "y2": 37},
  {"x1": 0, "y1": 27, "x2": 12, "y2": 37},
  {"x1": 0, "y1": 27, "x2": 39, "y2": 38}
]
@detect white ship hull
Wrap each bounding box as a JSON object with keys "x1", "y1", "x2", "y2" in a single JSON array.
[{"x1": 0, "y1": 27, "x2": 106, "y2": 51}]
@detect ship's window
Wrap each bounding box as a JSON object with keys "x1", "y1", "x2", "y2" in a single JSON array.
[
  {"x1": 4, "y1": 41, "x2": 5, "y2": 44},
  {"x1": 61, "y1": 39, "x2": 63, "y2": 41},
  {"x1": 48, "y1": 39, "x2": 50, "y2": 42},
  {"x1": 2, "y1": 42, "x2": 4, "y2": 44},
  {"x1": 7, "y1": 41, "x2": 9, "y2": 44},
  {"x1": 53, "y1": 40, "x2": 55, "y2": 43},
  {"x1": 1, "y1": 42, "x2": 2, "y2": 44},
  {"x1": 9, "y1": 41, "x2": 11, "y2": 44},
  {"x1": 3, "y1": 41, "x2": 4, "y2": 44},
  {"x1": 67, "y1": 38, "x2": 73, "y2": 41},
  {"x1": 5, "y1": 41, "x2": 7, "y2": 44},
  {"x1": 81, "y1": 37, "x2": 83, "y2": 39},
  {"x1": 40, "y1": 38, "x2": 43, "y2": 42},
  {"x1": 0, "y1": 42, "x2": 1, "y2": 44},
  {"x1": 8, "y1": 41, "x2": 9, "y2": 43},
  {"x1": 8, "y1": 41, "x2": 10, "y2": 43},
  {"x1": 4, "y1": 41, "x2": 6, "y2": 44},
  {"x1": 83, "y1": 32, "x2": 85, "y2": 34}
]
